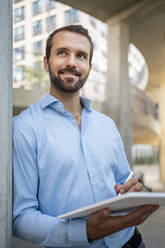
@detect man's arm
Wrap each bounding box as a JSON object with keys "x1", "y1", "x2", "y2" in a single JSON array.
[{"x1": 12, "y1": 116, "x2": 89, "y2": 247}]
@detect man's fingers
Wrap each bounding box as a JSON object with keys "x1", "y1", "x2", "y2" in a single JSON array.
[
  {"x1": 122, "y1": 178, "x2": 138, "y2": 192},
  {"x1": 127, "y1": 182, "x2": 143, "y2": 192},
  {"x1": 134, "y1": 205, "x2": 159, "y2": 224},
  {"x1": 115, "y1": 178, "x2": 143, "y2": 194},
  {"x1": 114, "y1": 184, "x2": 120, "y2": 194},
  {"x1": 123, "y1": 205, "x2": 159, "y2": 227},
  {"x1": 129, "y1": 205, "x2": 159, "y2": 218}
]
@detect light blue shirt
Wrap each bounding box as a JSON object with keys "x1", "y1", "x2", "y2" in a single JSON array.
[{"x1": 13, "y1": 93, "x2": 134, "y2": 248}]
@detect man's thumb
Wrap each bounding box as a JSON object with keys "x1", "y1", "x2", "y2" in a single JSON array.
[{"x1": 93, "y1": 208, "x2": 110, "y2": 223}]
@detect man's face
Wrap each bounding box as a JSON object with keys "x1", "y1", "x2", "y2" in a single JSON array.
[{"x1": 44, "y1": 31, "x2": 92, "y2": 93}]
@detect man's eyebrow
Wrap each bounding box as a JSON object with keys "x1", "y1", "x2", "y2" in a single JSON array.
[{"x1": 55, "y1": 47, "x2": 69, "y2": 52}]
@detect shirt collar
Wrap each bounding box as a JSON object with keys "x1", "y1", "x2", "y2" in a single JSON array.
[
  {"x1": 40, "y1": 93, "x2": 59, "y2": 109},
  {"x1": 80, "y1": 96, "x2": 91, "y2": 112},
  {"x1": 40, "y1": 93, "x2": 91, "y2": 112}
]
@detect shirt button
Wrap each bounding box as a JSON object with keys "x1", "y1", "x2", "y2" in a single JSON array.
[{"x1": 92, "y1": 182, "x2": 96, "y2": 187}]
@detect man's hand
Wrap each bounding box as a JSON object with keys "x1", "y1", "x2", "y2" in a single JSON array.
[
  {"x1": 87, "y1": 205, "x2": 159, "y2": 241},
  {"x1": 115, "y1": 177, "x2": 143, "y2": 195}
]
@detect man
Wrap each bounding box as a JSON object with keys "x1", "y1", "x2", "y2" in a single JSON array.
[{"x1": 13, "y1": 25, "x2": 158, "y2": 248}]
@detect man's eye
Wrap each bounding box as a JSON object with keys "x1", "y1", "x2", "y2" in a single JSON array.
[
  {"x1": 78, "y1": 54, "x2": 86, "y2": 59},
  {"x1": 57, "y1": 51, "x2": 66, "y2": 56}
]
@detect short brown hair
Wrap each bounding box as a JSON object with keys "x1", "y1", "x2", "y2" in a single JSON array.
[{"x1": 45, "y1": 24, "x2": 93, "y2": 64}]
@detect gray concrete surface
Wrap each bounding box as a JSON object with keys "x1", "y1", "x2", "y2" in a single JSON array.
[{"x1": 0, "y1": 0, "x2": 13, "y2": 247}]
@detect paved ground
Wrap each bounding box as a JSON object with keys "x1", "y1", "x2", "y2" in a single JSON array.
[
  {"x1": 138, "y1": 206, "x2": 165, "y2": 248},
  {"x1": 12, "y1": 165, "x2": 165, "y2": 248}
]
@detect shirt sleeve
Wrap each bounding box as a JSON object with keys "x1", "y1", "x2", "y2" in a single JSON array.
[{"x1": 12, "y1": 116, "x2": 90, "y2": 247}]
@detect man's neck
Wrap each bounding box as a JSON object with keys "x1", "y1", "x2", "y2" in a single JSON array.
[{"x1": 50, "y1": 87, "x2": 83, "y2": 117}]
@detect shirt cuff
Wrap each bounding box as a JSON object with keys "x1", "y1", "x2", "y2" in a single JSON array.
[{"x1": 67, "y1": 219, "x2": 91, "y2": 245}]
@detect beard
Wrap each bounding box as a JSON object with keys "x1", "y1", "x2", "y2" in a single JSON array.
[{"x1": 48, "y1": 63, "x2": 89, "y2": 93}]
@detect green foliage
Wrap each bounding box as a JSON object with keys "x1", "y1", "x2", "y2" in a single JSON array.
[{"x1": 23, "y1": 59, "x2": 49, "y2": 90}]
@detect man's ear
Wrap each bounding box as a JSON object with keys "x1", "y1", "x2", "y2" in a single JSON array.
[{"x1": 44, "y1": 56, "x2": 49, "y2": 72}]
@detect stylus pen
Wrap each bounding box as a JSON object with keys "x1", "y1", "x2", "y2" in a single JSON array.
[{"x1": 118, "y1": 171, "x2": 134, "y2": 196}]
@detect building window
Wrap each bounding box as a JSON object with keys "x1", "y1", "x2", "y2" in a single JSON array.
[
  {"x1": 46, "y1": 15, "x2": 56, "y2": 33},
  {"x1": 33, "y1": 41, "x2": 43, "y2": 56},
  {"x1": 65, "y1": 9, "x2": 79, "y2": 25},
  {"x1": 14, "y1": 26, "x2": 25, "y2": 41},
  {"x1": 14, "y1": 66, "x2": 24, "y2": 81},
  {"x1": 14, "y1": 0, "x2": 23, "y2": 3},
  {"x1": 46, "y1": 0, "x2": 56, "y2": 11},
  {"x1": 14, "y1": 46, "x2": 25, "y2": 61},
  {"x1": 14, "y1": 6, "x2": 25, "y2": 23},
  {"x1": 33, "y1": 0, "x2": 42, "y2": 16},
  {"x1": 33, "y1": 20, "x2": 42, "y2": 36}
]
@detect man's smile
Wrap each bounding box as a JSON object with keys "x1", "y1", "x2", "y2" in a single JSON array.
[{"x1": 58, "y1": 68, "x2": 82, "y2": 78}]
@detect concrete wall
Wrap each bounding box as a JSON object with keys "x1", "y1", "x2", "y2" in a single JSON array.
[{"x1": 0, "y1": 0, "x2": 13, "y2": 247}]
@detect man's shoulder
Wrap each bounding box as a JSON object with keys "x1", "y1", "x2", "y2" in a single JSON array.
[{"x1": 13, "y1": 96, "x2": 44, "y2": 130}]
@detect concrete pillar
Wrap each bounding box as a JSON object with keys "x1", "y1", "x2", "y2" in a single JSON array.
[
  {"x1": 105, "y1": 21, "x2": 132, "y2": 165},
  {"x1": 159, "y1": 83, "x2": 165, "y2": 182},
  {"x1": 0, "y1": 0, "x2": 13, "y2": 247}
]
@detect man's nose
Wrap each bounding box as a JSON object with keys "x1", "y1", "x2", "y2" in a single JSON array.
[{"x1": 65, "y1": 54, "x2": 77, "y2": 67}]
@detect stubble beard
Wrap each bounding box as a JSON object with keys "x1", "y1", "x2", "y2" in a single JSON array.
[{"x1": 48, "y1": 63, "x2": 89, "y2": 93}]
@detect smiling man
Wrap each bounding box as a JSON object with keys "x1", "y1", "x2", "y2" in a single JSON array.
[{"x1": 12, "y1": 25, "x2": 158, "y2": 248}]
